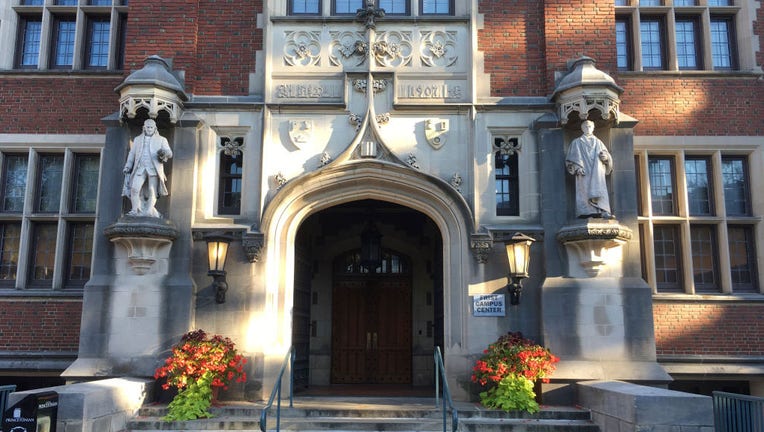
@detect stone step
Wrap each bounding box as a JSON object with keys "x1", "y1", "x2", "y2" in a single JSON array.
[{"x1": 125, "y1": 398, "x2": 600, "y2": 432}]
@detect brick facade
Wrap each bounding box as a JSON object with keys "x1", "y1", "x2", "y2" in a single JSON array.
[
  {"x1": 0, "y1": 299, "x2": 81, "y2": 352},
  {"x1": 654, "y1": 302, "x2": 764, "y2": 357}
]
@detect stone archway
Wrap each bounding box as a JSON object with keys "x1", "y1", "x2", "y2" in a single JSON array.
[{"x1": 258, "y1": 159, "x2": 475, "y2": 394}]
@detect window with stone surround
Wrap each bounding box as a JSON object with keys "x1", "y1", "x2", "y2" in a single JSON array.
[
  {"x1": 216, "y1": 135, "x2": 245, "y2": 216},
  {"x1": 0, "y1": 149, "x2": 99, "y2": 290},
  {"x1": 493, "y1": 135, "x2": 520, "y2": 217},
  {"x1": 636, "y1": 149, "x2": 759, "y2": 295},
  {"x1": 11, "y1": 0, "x2": 127, "y2": 70},
  {"x1": 616, "y1": 0, "x2": 743, "y2": 72},
  {"x1": 288, "y1": 0, "x2": 452, "y2": 16}
]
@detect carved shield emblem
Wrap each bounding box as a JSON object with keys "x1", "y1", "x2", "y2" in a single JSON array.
[
  {"x1": 288, "y1": 120, "x2": 313, "y2": 149},
  {"x1": 425, "y1": 119, "x2": 449, "y2": 150}
]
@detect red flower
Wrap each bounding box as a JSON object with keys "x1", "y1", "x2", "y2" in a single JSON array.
[
  {"x1": 154, "y1": 329, "x2": 247, "y2": 392},
  {"x1": 471, "y1": 332, "x2": 559, "y2": 389}
]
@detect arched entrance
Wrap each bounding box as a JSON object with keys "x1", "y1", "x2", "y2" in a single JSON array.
[
  {"x1": 259, "y1": 160, "x2": 474, "y2": 397},
  {"x1": 292, "y1": 200, "x2": 444, "y2": 391}
]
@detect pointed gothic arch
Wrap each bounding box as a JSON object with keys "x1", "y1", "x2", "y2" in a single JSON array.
[{"x1": 259, "y1": 159, "x2": 475, "y2": 361}]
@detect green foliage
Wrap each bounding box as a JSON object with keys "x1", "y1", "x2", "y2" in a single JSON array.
[
  {"x1": 478, "y1": 375, "x2": 540, "y2": 413},
  {"x1": 163, "y1": 373, "x2": 214, "y2": 421}
]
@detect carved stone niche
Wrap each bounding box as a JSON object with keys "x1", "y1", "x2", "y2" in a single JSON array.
[
  {"x1": 104, "y1": 217, "x2": 179, "y2": 275},
  {"x1": 552, "y1": 56, "x2": 623, "y2": 126},
  {"x1": 115, "y1": 55, "x2": 189, "y2": 124},
  {"x1": 557, "y1": 219, "x2": 632, "y2": 278}
]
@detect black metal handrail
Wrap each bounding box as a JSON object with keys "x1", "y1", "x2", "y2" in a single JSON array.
[
  {"x1": 434, "y1": 346, "x2": 458, "y2": 432},
  {"x1": 713, "y1": 391, "x2": 764, "y2": 432},
  {"x1": 259, "y1": 347, "x2": 295, "y2": 432}
]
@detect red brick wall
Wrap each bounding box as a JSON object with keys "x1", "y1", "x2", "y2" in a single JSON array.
[
  {"x1": 653, "y1": 302, "x2": 764, "y2": 356},
  {"x1": 0, "y1": 77, "x2": 121, "y2": 134},
  {"x1": 542, "y1": 0, "x2": 616, "y2": 93},
  {"x1": 618, "y1": 77, "x2": 764, "y2": 136},
  {"x1": 478, "y1": 0, "x2": 546, "y2": 96},
  {"x1": 0, "y1": 299, "x2": 82, "y2": 351},
  {"x1": 125, "y1": 0, "x2": 261, "y2": 96}
]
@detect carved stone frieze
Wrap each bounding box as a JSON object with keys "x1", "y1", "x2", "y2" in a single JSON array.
[
  {"x1": 373, "y1": 32, "x2": 413, "y2": 67},
  {"x1": 284, "y1": 31, "x2": 321, "y2": 67},
  {"x1": 556, "y1": 220, "x2": 632, "y2": 243},
  {"x1": 559, "y1": 96, "x2": 620, "y2": 125},
  {"x1": 120, "y1": 94, "x2": 182, "y2": 125},
  {"x1": 329, "y1": 31, "x2": 367, "y2": 67},
  {"x1": 421, "y1": 31, "x2": 458, "y2": 68},
  {"x1": 241, "y1": 232, "x2": 265, "y2": 263}
]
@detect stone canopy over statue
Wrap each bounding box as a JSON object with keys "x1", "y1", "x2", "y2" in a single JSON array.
[
  {"x1": 122, "y1": 119, "x2": 173, "y2": 218},
  {"x1": 565, "y1": 120, "x2": 613, "y2": 218}
]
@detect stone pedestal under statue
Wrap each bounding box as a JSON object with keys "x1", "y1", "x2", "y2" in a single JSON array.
[
  {"x1": 100, "y1": 217, "x2": 178, "y2": 375},
  {"x1": 542, "y1": 218, "x2": 670, "y2": 403}
]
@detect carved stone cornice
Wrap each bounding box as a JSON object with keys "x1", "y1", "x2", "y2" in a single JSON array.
[
  {"x1": 104, "y1": 217, "x2": 179, "y2": 275},
  {"x1": 556, "y1": 219, "x2": 632, "y2": 243}
]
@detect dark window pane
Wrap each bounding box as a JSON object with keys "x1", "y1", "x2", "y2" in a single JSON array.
[
  {"x1": 708, "y1": 0, "x2": 732, "y2": 6},
  {"x1": 0, "y1": 224, "x2": 21, "y2": 283},
  {"x1": 2, "y1": 155, "x2": 28, "y2": 212},
  {"x1": 495, "y1": 138, "x2": 519, "y2": 216},
  {"x1": 710, "y1": 18, "x2": 735, "y2": 70},
  {"x1": 18, "y1": 19, "x2": 42, "y2": 68},
  {"x1": 675, "y1": 19, "x2": 700, "y2": 69},
  {"x1": 334, "y1": 0, "x2": 363, "y2": 14},
  {"x1": 30, "y1": 223, "x2": 57, "y2": 285},
  {"x1": 685, "y1": 157, "x2": 712, "y2": 215},
  {"x1": 218, "y1": 142, "x2": 243, "y2": 215},
  {"x1": 290, "y1": 0, "x2": 320, "y2": 14},
  {"x1": 654, "y1": 225, "x2": 682, "y2": 292},
  {"x1": 674, "y1": 0, "x2": 696, "y2": 6},
  {"x1": 22, "y1": 0, "x2": 44, "y2": 5},
  {"x1": 116, "y1": 15, "x2": 127, "y2": 69},
  {"x1": 86, "y1": 17, "x2": 110, "y2": 68},
  {"x1": 379, "y1": 0, "x2": 407, "y2": 14},
  {"x1": 691, "y1": 225, "x2": 718, "y2": 291},
  {"x1": 37, "y1": 154, "x2": 64, "y2": 213},
  {"x1": 640, "y1": 19, "x2": 665, "y2": 69},
  {"x1": 56, "y1": 0, "x2": 78, "y2": 5},
  {"x1": 89, "y1": 0, "x2": 112, "y2": 5},
  {"x1": 422, "y1": 0, "x2": 450, "y2": 14},
  {"x1": 616, "y1": 19, "x2": 631, "y2": 70},
  {"x1": 51, "y1": 18, "x2": 76, "y2": 68},
  {"x1": 67, "y1": 223, "x2": 93, "y2": 286},
  {"x1": 722, "y1": 157, "x2": 749, "y2": 216},
  {"x1": 640, "y1": 0, "x2": 662, "y2": 5},
  {"x1": 648, "y1": 157, "x2": 675, "y2": 215},
  {"x1": 73, "y1": 154, "x2": 100, "y2": 213},
  {"x1": 728, "y1": 226, "x2": 756, "y2": 291}
]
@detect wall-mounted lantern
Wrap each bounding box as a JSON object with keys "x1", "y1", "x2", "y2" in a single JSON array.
[
  {"x1": 205, "y1": 232, "x2": 234, "y2": 304},
  {"x1": 505, "y1": 232, "x2": 535, "y2": 305}
]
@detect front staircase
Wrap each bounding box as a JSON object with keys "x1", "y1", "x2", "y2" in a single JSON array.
[{"x1": 123, "y1": 397, "x2": 600, "y2": 432}]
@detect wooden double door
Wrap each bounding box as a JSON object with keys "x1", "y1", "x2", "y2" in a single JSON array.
[{"x1": 331, "y1": 276, "x2": 412, "y2": 384}]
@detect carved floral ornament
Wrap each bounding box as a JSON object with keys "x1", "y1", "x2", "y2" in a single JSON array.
[
  {"x1": 330, "y1": 31, "x2": 367, "y2": 67},
  {"x1": 219, "y1": 137, "x2": 244, "y2": 158},
  {"x1": 373, "y1": 31, "x2": 413, "y2": 67},
  {"x1": 353, "y1": 79, "x2": 388, "y2": 94},
  {"x1": 421, "y1": 31, "x2": 458, "y2": 68},
  {"x1": 284, "y1": 30, "x2": 321, "y2": 67},
  {"x1": 493, "y1": 135, "x2": 522, "y2": 155}
]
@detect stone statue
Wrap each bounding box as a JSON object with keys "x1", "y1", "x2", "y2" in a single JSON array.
[
  {"x1": 565, "y1": 120, "x2": 613, "y2": 218},
  {"x1": 122, "y1": 119, "x2": 173, "y2": 218}
]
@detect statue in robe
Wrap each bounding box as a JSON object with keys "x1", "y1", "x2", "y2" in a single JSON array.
[{"x1": 565, "y1": 120, "x2": 613, "y2": 218}]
